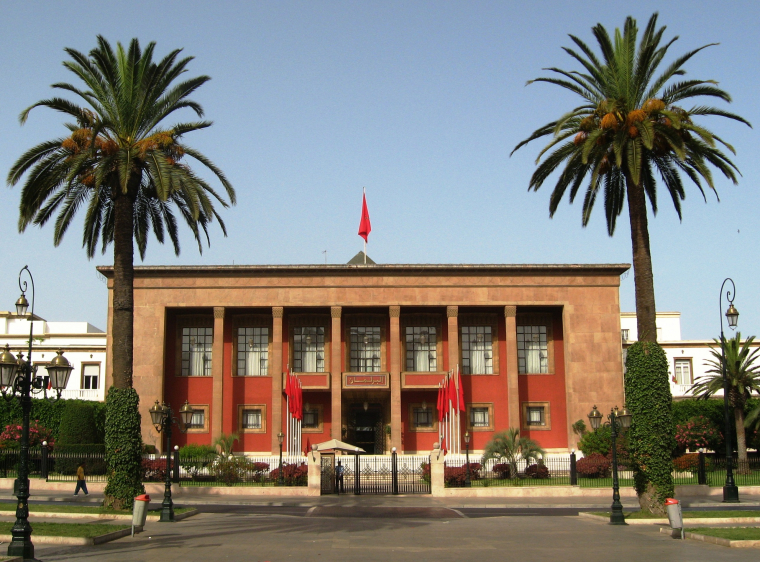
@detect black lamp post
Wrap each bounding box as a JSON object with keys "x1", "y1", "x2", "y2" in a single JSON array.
[
  {"x1": 277, "y1": 431, "x2": 284, "y2": 485},
  {"x1": 588, "y1": 405, "x2": 632, "y2": 525},
  {"x1": 149, "y1": 400, "x2": 194, "y2": 522},
  {"x1": 464, "y1": 431, "x2": 471, "y2": 487},
  {"x1": 719, "y1": 278, "x2": 740, "y2": 503},
  {"x1": 0, "y1": 265, "x2": 74, "y2": 560}
]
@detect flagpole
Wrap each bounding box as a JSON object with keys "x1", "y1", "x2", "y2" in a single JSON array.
[{"x1": 363, "y1": 188, "x2": 367, "y2": 264}]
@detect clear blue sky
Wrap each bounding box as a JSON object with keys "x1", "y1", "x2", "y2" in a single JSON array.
[{"x1": 1, "y1": 1, "x2": 757, "y2": 340}]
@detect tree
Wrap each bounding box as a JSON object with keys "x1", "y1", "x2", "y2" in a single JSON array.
[
  {"x1": 511, "y1": 13, "x2": 750, "y2": 343},
  {"x1": 691, "y1": 333, "x2": 760, "y2": 467},
  {"x1": 8, "y1": 37, "x2": 235, "y2": 508},
  {"x1": 481, "y1": 428, "x2": 545, "y2": 479}
]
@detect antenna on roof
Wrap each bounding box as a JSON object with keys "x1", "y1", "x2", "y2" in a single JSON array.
[{"x1": 322, "y1": 250, "x2": 327, "y2": 264}]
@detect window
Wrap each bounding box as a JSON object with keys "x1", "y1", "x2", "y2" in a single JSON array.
[
  {"x1": 522, "y1": 402, "x2": 551, "y2": 431},
  {"x1": 674, "y1": 358, "x2": 692, "y2": 385},
  {"x1": 466, "y1": 403, "x2": 494, "y2": 431},
  {"x1": 461, "y1": 326, "x2": 492, "y2": 374},
  {"x1": 408, "y1": 403, "x2": 437, "y2": 432},
  {"x1": 413, "y1": 407, "x2": 433, "y2": 428},
  {"x1": 517, "y1": 325, "x2": 548, "y2": 374},
  {"x1": 293, "y1": 327, "x2": 325, "y2": 372},
  {"x1": 241, "y1": 409, "x2": 262, "y2": 430},
  {"x1": 302, "y1": 404, "x2": 323, "y2": 433},
  {"x1": 184, "y1": 405, "x2": 209, "y2": 433},
  {"x1": 349, "y1": 326, "x2": 381, "y2": 372},
  {"x1": 621, "y1": 329, "x2": 629, "y2": 342},
  {"x1": 303, "y1": 410, "x2": 319, "y2": 428},
  {"x1": 237, "y1": 404, "x2": 267, "y2": 433},
  {"x1": 181, "y1": 327, "x2": 213, "y2": 376},
  {"x1": 33, "y1": 363, "x2": 49, "y2": 389},
  {"x1": 82, "y1": 363, "x2": 100, "y2": 390},
  {"x1": 406, "y1": 327, "x2": 437, "y2": 371},
  {"x1": 237, "y1": 327, "x2": 268, "y2": 376},
  {"x1": 470, "y1": 407, "x2": 489, "y2": 427}
]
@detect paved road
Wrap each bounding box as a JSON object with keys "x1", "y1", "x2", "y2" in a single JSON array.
[{"x1": 31, "y1": 509, "x2": 760, "y2": 562}]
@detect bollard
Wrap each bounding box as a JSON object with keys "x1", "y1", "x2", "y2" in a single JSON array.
[
  {"x1": 569, "y1": 450, "x2": 577, "y2": 486},
  {"x1": 132, "y1": 494, "x2": 151, "y2": 537},
  {"x1": 172, "y1": 446, "x2": 180, "y2": 484},
  {"x1": 665, "y1": 498, "x2": 683, "y2": 539},
  {"x1": 697, "y1": 451, "x2": 706, "y2": 485},
  {"x1": 41, "y1": 442, "x2": 49, "y2": 481}
]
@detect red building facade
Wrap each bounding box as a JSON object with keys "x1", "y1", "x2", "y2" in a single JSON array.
[{"x1": 99, "y1": 263, "x2": 628, "y2": 454}]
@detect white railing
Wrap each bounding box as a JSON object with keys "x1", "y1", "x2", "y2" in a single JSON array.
[{"x1": 60, "y1": 389, "x2": 102, "y2": 401}]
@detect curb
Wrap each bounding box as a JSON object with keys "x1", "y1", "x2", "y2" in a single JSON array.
[
  {"x1": 579, "y1": 512, "x2": 760, "y2": 525},
  {"x1": 660, "y1": 527, "x2": 760, "y2": 548},
  {"x1": 9, "y1": 508, "x2": 200, "y2": 522},
  {"x1": 0, "y1": 527, "x2": 131, "y2": 546}
]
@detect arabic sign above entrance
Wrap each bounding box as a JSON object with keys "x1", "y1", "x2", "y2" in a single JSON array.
[{"x1": 343, "y1": 373, "x2": 390, "y2": 389}]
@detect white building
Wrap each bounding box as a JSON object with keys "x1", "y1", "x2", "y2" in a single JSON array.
[
  {"x1": 0, "y1": 312, "x2": 106, "y2": 401},
  {"x1": 621, "y1": 312, "x2": 760, "y2": 400}
]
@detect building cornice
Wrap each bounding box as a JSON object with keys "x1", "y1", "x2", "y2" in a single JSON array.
[{"x1": 97, "y1": 263, "x2": 631, "y2": 279}]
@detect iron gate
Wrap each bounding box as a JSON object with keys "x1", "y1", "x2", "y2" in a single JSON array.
[{"x1": 320, "y1": 453, "x2": 430, "y2": 495}]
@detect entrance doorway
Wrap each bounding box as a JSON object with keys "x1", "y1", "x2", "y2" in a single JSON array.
[{"x1": 345, "y1": 403, "x2": 385, "y2": 454}]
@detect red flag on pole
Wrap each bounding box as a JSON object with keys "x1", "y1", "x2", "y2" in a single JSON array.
[
  {"x1": 437, "y1": 382, "x2": 444, "y2": 422},
  {"x1": 358, "y1": 189, "x2": 371, "y2": 242},
  {"x1": 456, "y1": 367, "x2": 465, "y2": 413},
  {"x1": 296, "y1": 379, "x2": 303, "y2": 421},
  {"x1": 284, "y1": 368, "x2": 294, "y2": 415}
]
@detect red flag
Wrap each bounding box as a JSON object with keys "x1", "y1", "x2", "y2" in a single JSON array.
[
  {"x1": 440, "y1": 435, "x2": 447, "y2": 455},
  {"x1": 305, "y1": 436, "x2": 311, "y2": 455},
  {"x1": 284, "y1": 369, "x2": 294, "y2": 415},
  {"x1": 456, "y1": 367, "x2": 465, "y2": 413},
  {"x1": 446, "y1": 371, "x2": 454, "y2": 411},
  {"x1": 295, "y1": 379, "x2": 303, "y2": 421},
  {"x1": 437, "y1": 382, "x2": 444, "y2": 422},
  {"x1": 358, "y1": 190, "x2": 371, "y2": 242}
]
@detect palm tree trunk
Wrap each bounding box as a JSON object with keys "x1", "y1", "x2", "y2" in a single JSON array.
[
  {"x1": 111, "y1": 189, "x2": 134, "y2": 389},
  {"x1": 735, "y1": 406, "x2": 749, "y2": 472},
  {"x1": 625, "y1": 177, "x2": 657, "y2": 342}
]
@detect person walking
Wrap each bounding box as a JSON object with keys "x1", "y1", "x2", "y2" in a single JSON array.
[
  {"x1": 335, "y1": 460, "x2": 344, "y2": 494},
  {"x1": 74, "y1": 462, "x2": 88, "y2": 496}
]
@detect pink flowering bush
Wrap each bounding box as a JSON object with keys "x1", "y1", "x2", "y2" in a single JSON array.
[
  {"x1": 675, "y1": 416, "x2": 722, "y2": 452},
  {"x1": 0, "y1": 421, "x2": 54, "y2": 449}
]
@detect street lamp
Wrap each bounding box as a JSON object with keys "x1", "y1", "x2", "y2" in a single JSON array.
[
  {"x1": 719, "y1": 278, "x2": 740, "y2": 503},
  {"x1": 464, "y1": 431, "x2": 471, "y2": 487},
  {"x1": 0, "y1": 266, "x2": 73, "y2": 560},
  {"x1": 149, "y1": 400, "x2": 193, "y2": 522},
  {"x1": 588, "y1": 405, "x2": 632, "y2": 525},
  {"x1": 277, "y1": 431, "x2": 284, "y2": 485}
]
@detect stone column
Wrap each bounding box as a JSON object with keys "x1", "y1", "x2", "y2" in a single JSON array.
[
  {"x1": 447, "y1": 306, "x2": 459, "y2": 371},
  {"x1": 429, "y1": 444, "x2": 445, "y2": 497},
  {"x1": 271, "y1": 307, "x2": 284, "y2": 453},
  {"x1": 307, "y1": 449, "x2": 322, "y2": 496},
  {"x1": 505, "y1": 305, "x2": 520, "y2": 429},
  {"x1": 389, "y1": 306, "x2": 402, "y2": 452},
  {"x1": 211, "y1": 307, "x2": 225, "y2": 444},
  {"x1": 331, "y1": 307, "x2": 342, "y2": 440}
]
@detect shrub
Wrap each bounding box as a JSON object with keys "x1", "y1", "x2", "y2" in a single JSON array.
[
  {"x1": 270, "y1": 462, "x2": 306, "y2": 486},
  {"x1": 52, "y1": 444, "x2": 107, "y2": 476},
  {"x1": 673, "y1": 453, "x2": 700, "y2": 474},
  {"x1": 675, "y1": 416, "x2": 722, "y2": 452},
  {"x1": 0, "y1": 421, "x2": 54, "y2": 449},
  {"x1": 420, "y1": 462, "x2": 430, "y2": 483},
  {"x1": 142, "y1": 458, "x2": 167, "y2": 482},
  {"x1": 103, "y1": 387, "x2": 145, "y2": 511},
  {"x1": 212, "y1": 456, "x2": 264, "y2": 486},
  {"x1": 58, "y1": 401, "x2": 98, "y2": 446},
  {"x1": 444, "y1": 463, "x2": 481, "y2": 486},
  {"x1": 492, "y1": 463, "x2": 511, "y2": 479},
  {"x1": 178, "y1": 443, "x2": 218, "y2": 480},
  {"x1": 525, "y1": 462, "x2": 550, "y2": 479},
  {"x1": 576, "y1": 453, "x2": 611, "y2": 478},
  {"x1": 625, "y1": 341, "x2": 675, "y2": 515},
  {"x1": 578, "y1": 426, "x2": 612, "y2": 456}
]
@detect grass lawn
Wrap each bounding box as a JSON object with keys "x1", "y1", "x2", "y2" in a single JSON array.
[
  {"x1": 0, "y1": 522, "x2": 128, "y2": 538},
  {"x1": 688, "y1": 527, "x2": 760, "y2": 541},
  {"x1": 0, "y1": 503, "x2": 192, "y2": 516},
  {"x1": 591, "y1": 510, "x2": 760, "y2": 519}
]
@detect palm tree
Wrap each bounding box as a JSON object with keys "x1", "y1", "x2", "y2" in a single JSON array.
[
  {"x1": 482, "y1": 428, "x2": 545, "y2": 479},
  {"x1": 8, "y1": 36, "x2": 234, "y2": 389},
  {"x1": 511, "y1": 13, "x2": 750, "y2": 342},
  {"x1": 7, "y1": 37, "x2": 235, "y2": 508},
  {"x1": 690, "y1": 333, "x2": 760, "y2": 467}
]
